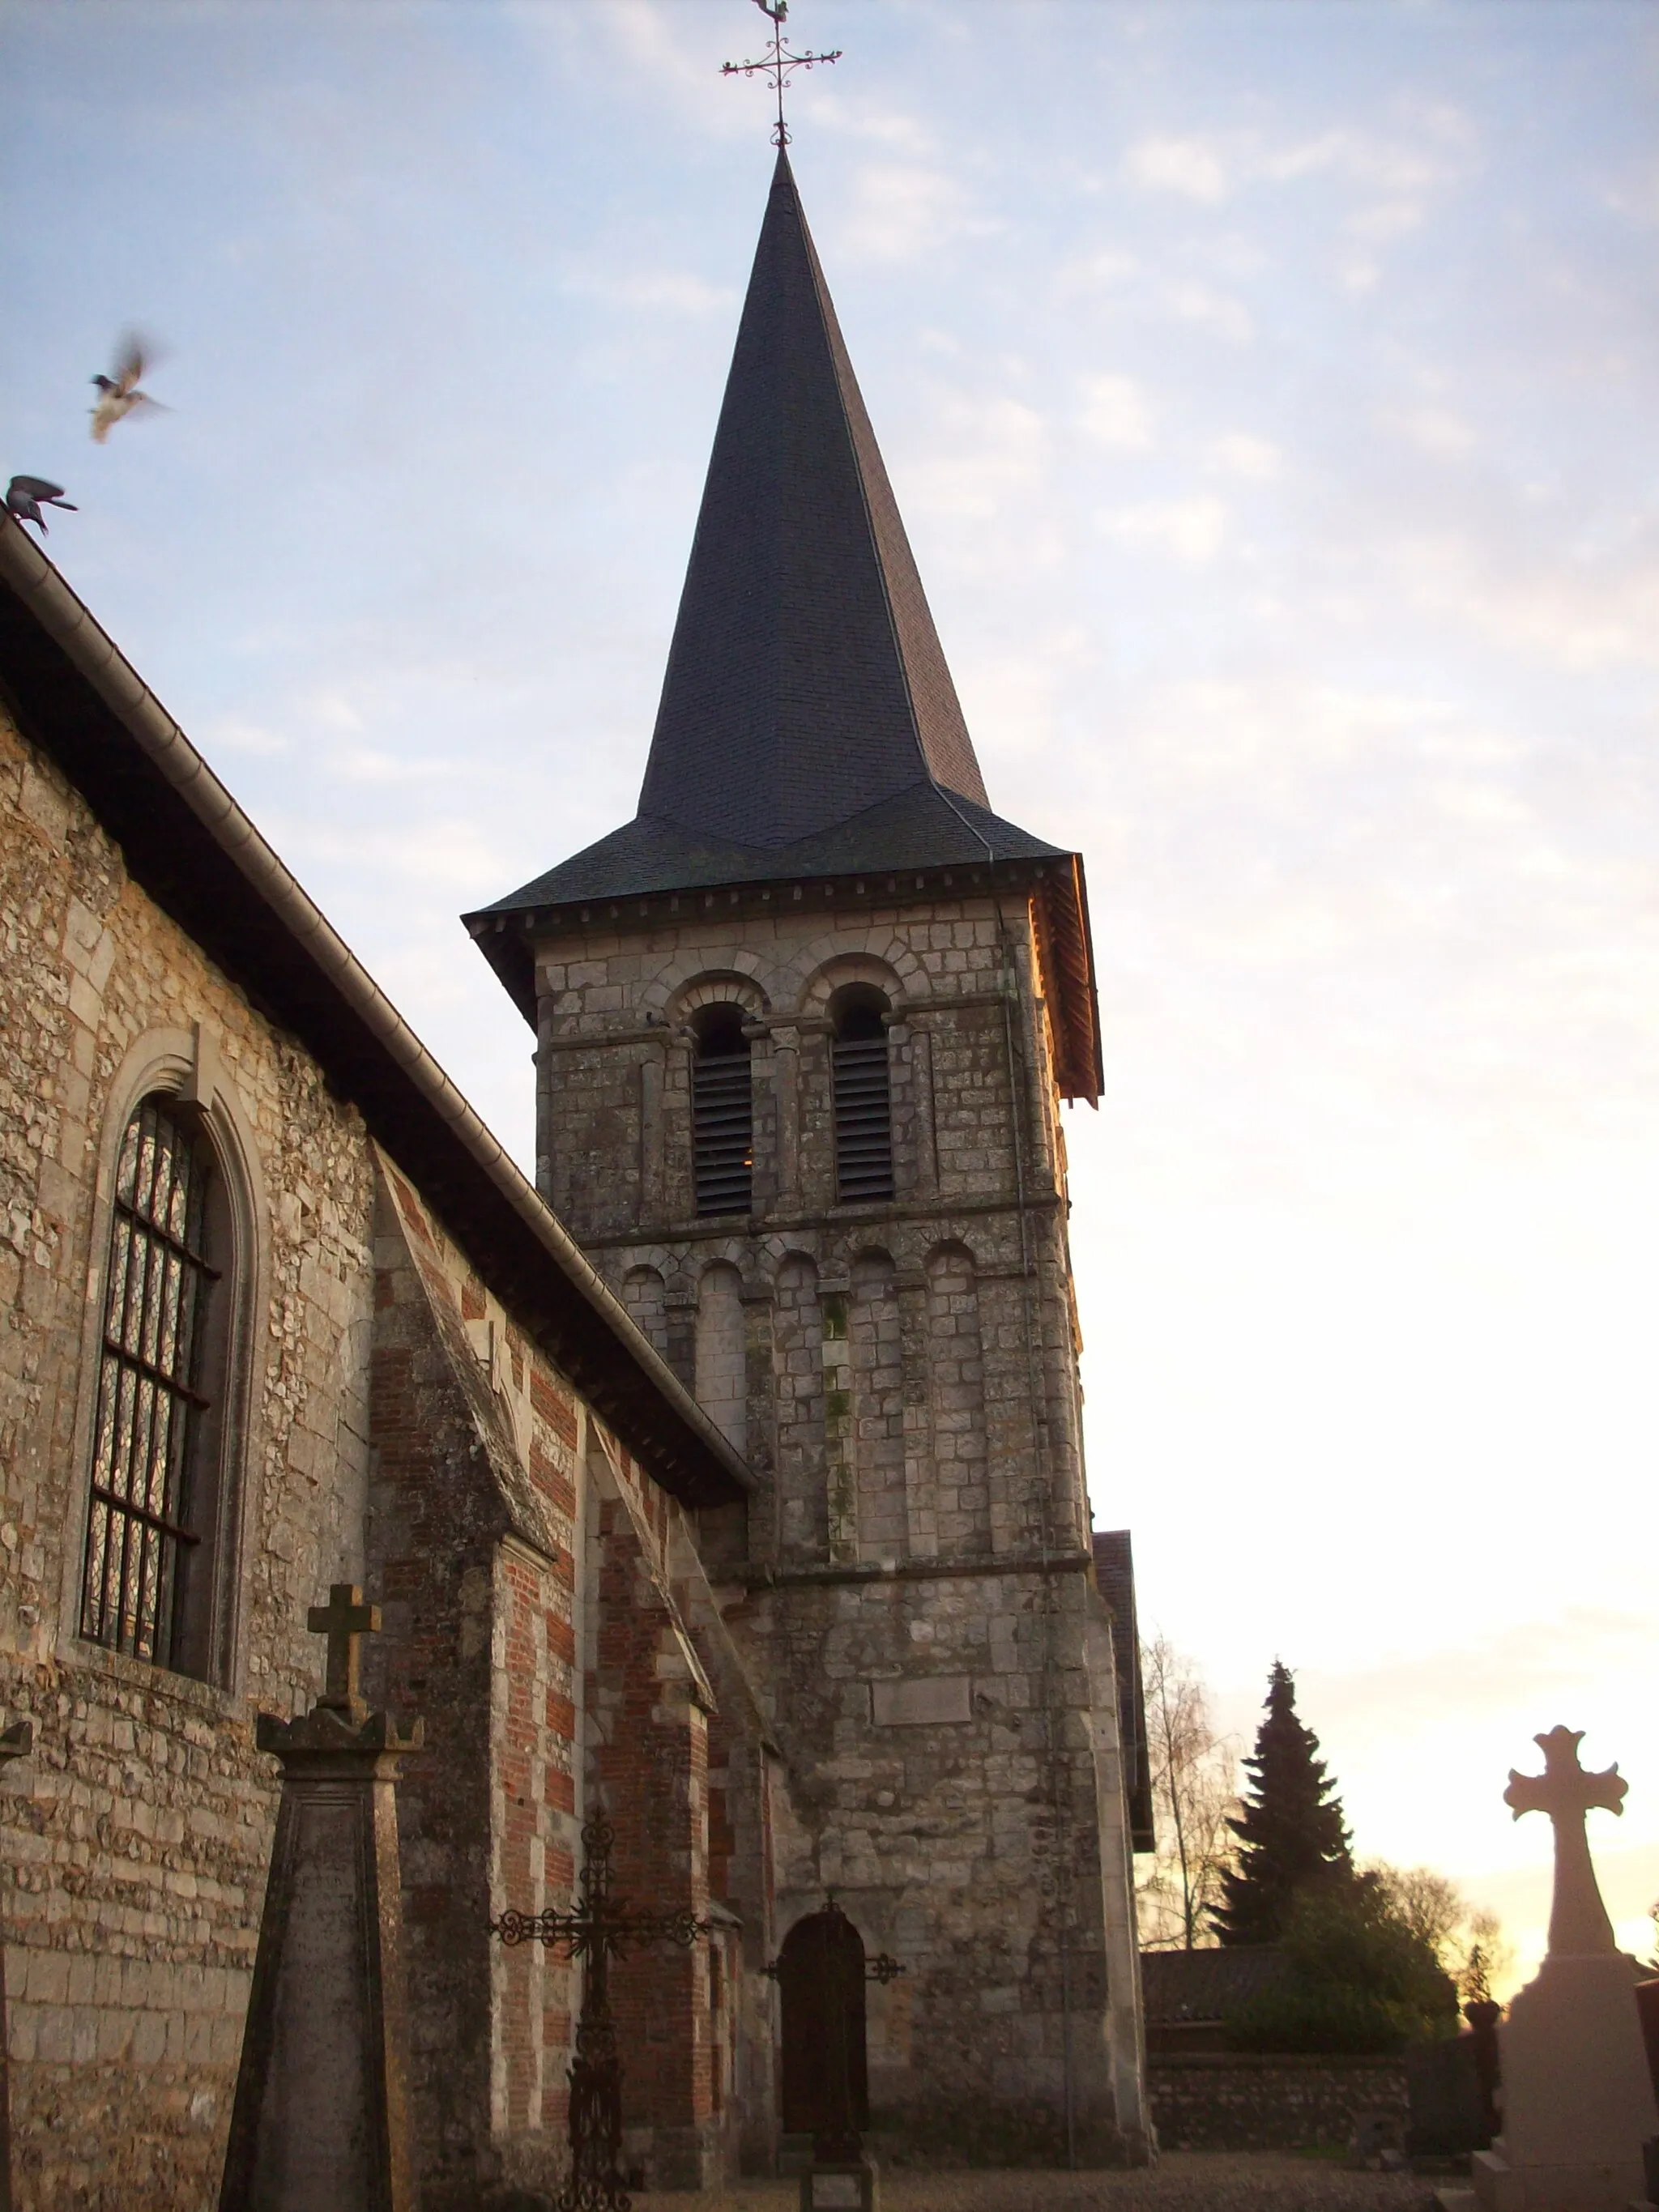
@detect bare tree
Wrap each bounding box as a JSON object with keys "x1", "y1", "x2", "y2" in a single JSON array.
[
  {"x1": 1366, "y1": 1862, "x2": 1515, "y2": 1997},
  {"x1": 1138, "y1": 1634, "x2": 1238, "y2": 1950}
]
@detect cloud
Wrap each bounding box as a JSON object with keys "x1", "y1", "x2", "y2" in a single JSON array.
[
  {"x1": 1080, "y1": 374, "x2": 1154, "y2": 453},
  {"x1": 836, "y1": 162, "x2": 982, "y2": 266},
  {"x1": 1122, "y1": 113, "x2": 1474, "y2": 237},
  {"x1": 905, "y1": 394, "x2": 1047, "y2": 519},
  {"x1": 1100, "y1": 496, "x2": 1228, "y2": 566},
  {"x1": 1383, "y1": 405, "x2": 1478, "y2": 458},
  {"x1": 1163, "y1": 281, "x2": 1253, "y2": 342},
  {"x1": 569, "y1": 269, "x2": 737, "y2": 318},
  {"x1": 204, "y1": 714, "x2": 288, "y2": 759},
  {"x1": 1124, "y1": 134, "x2": 1230, "y2": 205},
  {"x1": 1394, "y1": 534, "x2": 1659, "y2": 671},
  {"x1": 1209, "y1": 434, "x2": 1281, "y2": 481}
]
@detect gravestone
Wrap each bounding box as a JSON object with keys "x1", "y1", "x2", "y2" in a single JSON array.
[
  {"x1": 218, "y1": 1586, "x2": 422, "y2": 2212},
  {"x1": 1439, "y1": 1727, "x2": 1658, "y2": 2212},
  {"x1": 0, "y1": 1720, "x2": 32, "y2": 2212}
]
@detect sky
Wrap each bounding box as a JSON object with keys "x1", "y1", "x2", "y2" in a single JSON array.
[{"x1": 3, "y1": 0, "x2": 1657, "y2": 1993}]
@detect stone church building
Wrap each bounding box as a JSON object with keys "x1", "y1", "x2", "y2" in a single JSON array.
[{"x1": 0, "y1": 151, "x2": 1149, "y2": 2210}]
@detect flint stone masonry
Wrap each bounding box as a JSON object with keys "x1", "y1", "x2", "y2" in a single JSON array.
[
  {"x1": 1147, "y1": 2056, "x2": 1410, "y2": 2153},
  {"x1": 0, "y1": 704, "x2": 377, "y2": 2210}
]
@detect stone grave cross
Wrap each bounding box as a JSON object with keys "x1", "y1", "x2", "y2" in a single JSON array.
[
  {"x1": 308, "y1": 1581, "x2": 379, "y2": 1719},
  {"x1": 219, "y1": 1586, "x2": 421, "y2": 2212},
  {"x1": 1503, "y1": 1724, "x2": 1623, "y2": 1957},
  {"x1": 1461, "y1": 1723, "x2": 1659, "y2": 2212}
]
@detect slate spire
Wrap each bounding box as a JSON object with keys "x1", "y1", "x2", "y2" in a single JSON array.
[{"x1": 638, "y1": 150, "x2": 989, "y2": 847}]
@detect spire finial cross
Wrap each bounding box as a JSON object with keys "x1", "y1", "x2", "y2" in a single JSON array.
[
  {"x1": 721, "y1": 0, "x2": 841, "y2": 150},
  {"x1": 1504, "y1": 1724, "x2": 1626, "y2": 1958},
  {"x1": 307, "y1": 1582, "x2": 380, "y2": 1718}
]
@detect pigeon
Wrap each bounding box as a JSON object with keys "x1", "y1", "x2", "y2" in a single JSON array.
[
  {"x1": 6, "y1": 477, "x2": 78, "y2": 535},
  {"x1": 90, "y1": 332, "x2": 166, "y2": 443}
]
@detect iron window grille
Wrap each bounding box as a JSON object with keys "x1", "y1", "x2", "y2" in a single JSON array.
[
  {"x1": 81, "y1": 1096, "x2": 220, "y2": 1669},
  {"x1": 832, "y1": 995, "x2": 894, "y2": 1204},
  {"x1": 692, "y1": 1011, "x2": 753, "y2": 1217}
]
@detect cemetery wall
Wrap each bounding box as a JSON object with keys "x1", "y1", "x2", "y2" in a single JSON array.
[{"x1": 1148, "y1": 2052, "x2": 1410, "y2": 2152}]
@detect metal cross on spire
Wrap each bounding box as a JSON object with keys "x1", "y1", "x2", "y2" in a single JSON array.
[{"x1": 721, "y1": 0, "x2": 841, "y2": 149}]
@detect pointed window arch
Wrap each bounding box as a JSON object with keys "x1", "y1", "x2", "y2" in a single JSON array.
[
  {"x1": 80, "y1": 1093, "x2": 237, "y2": 1678},
  {"x1": 691, "y1": 1004, "x2": 753, "y2": 1217},
  {"x1": 831, "y1": 984, "x2": 893, "y2": 1204}
]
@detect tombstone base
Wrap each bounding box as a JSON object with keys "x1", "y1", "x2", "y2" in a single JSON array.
[
  {"x1": 1473, "y1": 2147, "x2": 1644, "y2": 2212},
  {"x1": 799, "y1": 2158, "x2": 878, "y2": 2212}
]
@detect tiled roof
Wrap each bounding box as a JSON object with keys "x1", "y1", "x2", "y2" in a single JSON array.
[
  {"x1": 1140, "y1": 1948, "x2": 1293, "y2": 2025},
  {"x1": 638, "y1": 147, "x2": 987, "y2": 849},
  {"x1": 482, "y1": 784, "x2": 1063, "y2": 914}
]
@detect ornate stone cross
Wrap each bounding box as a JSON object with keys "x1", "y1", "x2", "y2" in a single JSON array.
[
  {"x1": 307, "y1": 1581, "x2": 380, "y2": 1721},
  {"x1": 1504, "y1": 1724, "x2": 1625, "y2": 1958}
]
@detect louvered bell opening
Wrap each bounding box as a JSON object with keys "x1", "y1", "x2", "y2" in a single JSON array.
[
  {"x1": 693, "y1": 1051, "x2": 753, "y2": 1217},
  {"x1": 833, "y1": 1036, "x2": 893, "y2": 1203}
]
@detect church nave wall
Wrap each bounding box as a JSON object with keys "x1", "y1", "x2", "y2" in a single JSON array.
[{"x1": 0, "y1": 707, "x2": 380, "y2": 2210}]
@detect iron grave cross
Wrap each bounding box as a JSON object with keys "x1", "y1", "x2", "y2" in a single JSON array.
[
  {"x1": 491, "y1": 1812, "x2": 713, "y2": 2212},
  {"x1": 722, "y1": 0, "x2": 841, "y2": 149},
  {"x1": 1504, "y1": 1724, "x2": 1626, "y2": 1958},
  {"x1": 307, "y1": 1581, "x2": 380, "y2": 1722}
]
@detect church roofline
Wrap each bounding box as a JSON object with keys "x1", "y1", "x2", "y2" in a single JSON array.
[
  {"x1": 0, "y1": 514, "x2": 749, "y2": 1510},
  {"x1": 467, "y1": 840, "x2": 1104, "y2": 1107}
]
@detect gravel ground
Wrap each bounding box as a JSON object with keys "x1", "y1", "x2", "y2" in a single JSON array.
[{"x1": 631, "y1": 2154, "x2": 1438, "y2": 2212}]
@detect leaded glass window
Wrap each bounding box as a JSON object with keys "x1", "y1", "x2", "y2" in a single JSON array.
[{"x1": 80, "y1": 1096, "x2": 221, "y2": 1669}]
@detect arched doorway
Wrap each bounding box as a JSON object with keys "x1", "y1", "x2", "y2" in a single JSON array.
[{"x1": 777, "y1": 1902, "x2": 869, "y2": 2142}]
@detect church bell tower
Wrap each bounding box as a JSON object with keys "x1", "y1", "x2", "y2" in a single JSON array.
[{"x1": 467, "y1": 151, "x2": 1149, "y2": 2164}]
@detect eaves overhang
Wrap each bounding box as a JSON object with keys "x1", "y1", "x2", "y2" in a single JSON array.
[
  {"x1": 0, "y1": 516, "x2": 750, "y2": 1511},
  {"x1": 467, "y1": 848, "x2": 1104, "y2": 1107}
]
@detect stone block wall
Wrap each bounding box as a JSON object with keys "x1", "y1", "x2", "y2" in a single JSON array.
[
  {"x1": 522, "y1": 881, "x2": 1148, "y2": 2160},
  {"x1": 1148, "y1": 2054, "x2": 1410, "y2": 2151}
]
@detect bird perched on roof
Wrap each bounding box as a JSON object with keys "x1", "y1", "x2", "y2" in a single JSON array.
[
  {"x1": 90, "y1": 332, "x2": 166, "y2": 443},
  {"x1": 6, "y1": 478, "x2": 78, "y2": 535}
]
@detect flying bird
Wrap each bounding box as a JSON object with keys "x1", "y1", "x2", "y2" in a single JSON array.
[
  {"x1": 6, "y1": 478, "x2": 78, "y2": 535},
  {"x1": 90, "y1": 333, "x2": 167, "y2": 443}
]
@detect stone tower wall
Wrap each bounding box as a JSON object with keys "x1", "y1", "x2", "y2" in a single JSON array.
[{"x1": 531, "y1": 885, "x2": 1149, "y2": 2163}]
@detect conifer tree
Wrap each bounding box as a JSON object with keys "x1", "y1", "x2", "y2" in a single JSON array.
[{"x1": 1213, "y1": 1660, "x2": 1354, "y2": 1946}]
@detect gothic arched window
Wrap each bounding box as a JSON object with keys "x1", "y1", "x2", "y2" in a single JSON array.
[
  {"x1": 831, "y1": 985, "x2": 894, "y2": 1204},
  {"x1": 80, "y1": 1093, "x2": 235, "y2": 1678},
  {"x1": 691, "y1": 1005, "x2": 753, "y2": 1217}
]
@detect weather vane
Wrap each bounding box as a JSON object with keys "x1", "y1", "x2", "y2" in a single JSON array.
[{"x1": 721, "y1": 0, "x2": 841, "y2": 150}]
